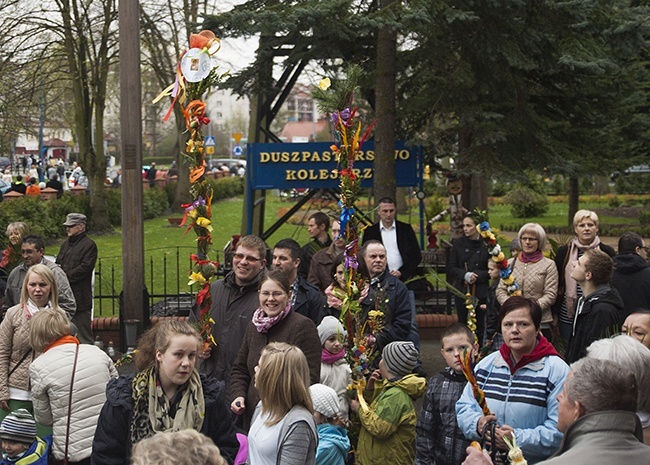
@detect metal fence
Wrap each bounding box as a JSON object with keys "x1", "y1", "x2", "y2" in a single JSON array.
[{"x1": 93, "y1": 246, "x2": 454, "y2": 317}]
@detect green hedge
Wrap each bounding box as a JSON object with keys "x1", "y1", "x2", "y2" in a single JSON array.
[{"x1": 0, "y1": 177, "x2": 245, "y2": 247}]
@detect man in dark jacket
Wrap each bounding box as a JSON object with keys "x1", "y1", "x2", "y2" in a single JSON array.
[
  {"x1": 10, "y1": 175, "x2": 26, "y2": 195},
  {"x1": 565, "y1": 249, "x2": 624, "y2": 363},
  {"x1": 362, "y1": 197, "x2": 422, "y2": 281},
  {"x1": 191, "y1": 235, "x2": 267, "y2": 386},
  {"x1": 611, "y1": 232, "x2": 650, "y2": 319},
  {"x1": 45, "y1": 173, "x2": 64, "y2": 198},
  {"x1": 56, "y1": 213, "x2": 98, "y2": 344},
  {"x1": 272, "y1": 238, "x2": 324, "y2": 325},
  {"x1": 360, "y1": 240, "x2": 414, "y2": 354}
]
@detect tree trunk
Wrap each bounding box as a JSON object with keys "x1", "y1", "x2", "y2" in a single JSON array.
[
  {"x1": 373, "y1": 0, "x2": 398, "y2": 207},
  {"x1": 172, "y1": 106, "x2": 191, "y2": 211},
  {"x1": 568, "y1": 175, "x2": 579, "y2": 227}
]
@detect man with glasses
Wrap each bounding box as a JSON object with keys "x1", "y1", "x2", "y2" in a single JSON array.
[
  {"x1": 1, "y1": 235, "x2": 76, "y2": 320},
  {"x1": 192, "y1": 235, "x2": 267, "y2": 386},
  {"x1": 56, "y1": 213, "x2": 97, "y2": 344},
  {"x1": 611, "y1": 232, "x2": 650, "y2": 319},
  {"x1": 565, "y1": 249, "x2": 624, "y2": 363}
]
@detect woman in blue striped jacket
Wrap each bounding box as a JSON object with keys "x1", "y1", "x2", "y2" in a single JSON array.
[{"x1": 456, "y1": 296, "x2": 570, "y2": 464}]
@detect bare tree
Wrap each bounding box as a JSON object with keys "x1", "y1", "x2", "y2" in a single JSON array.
[
  {"x1": 140, "y1": 0, "x2": 219, "y2": 211},
  {"x1": 15, "y1": 0, "x2": 120, "y2": 231}
]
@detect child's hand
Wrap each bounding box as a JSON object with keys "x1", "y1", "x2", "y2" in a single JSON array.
[
  {"x1": 366, "y1": 369, "x2": 381, "y2": 391},
  {"x1": 350, "y1": 399, "x2": 360, "y2": 412},
  {"x1": 479, "y1": 304, "x2": 486, "y2": 310}
]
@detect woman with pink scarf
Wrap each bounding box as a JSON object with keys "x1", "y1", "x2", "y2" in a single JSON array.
[
  {"x1": 496, "y1": 223, "x2": 558, "y2": 340},
  {"x1": 553, "y1": 210, "x2": 615, "y2": 343},
  {"x1": 229, "y1": 269, "x2": 321, "y2": 431}
]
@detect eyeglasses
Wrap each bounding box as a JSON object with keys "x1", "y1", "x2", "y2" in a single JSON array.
[
  {"x1": 233, "y1": 253, "x2": 262, "y2": 262},
  {"x1": 259, "y1": 291, "x2": 286, "y2": 298}
]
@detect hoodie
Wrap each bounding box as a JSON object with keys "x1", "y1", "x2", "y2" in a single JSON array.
[
  {"x1": 315, "y1": 424, "x2": 350, "y2": 465},
  {"x1": 611, "y1": 253, "x2": 650, "y2": 318},
  {"x1": 357, "y1": 373, "x2": 427, "y2": 465},
  {"x1": 565, "y1": 285, "x2": 624, "y2": 363}
]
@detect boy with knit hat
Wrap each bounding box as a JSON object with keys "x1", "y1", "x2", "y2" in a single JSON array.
[
  {"x1": 0, "y1": 409, "x2": 50, "y2": 464},
  {"x1": 350, "y1": 341, "x2": 427, "y2": 465},
  {"x1": 309, "y1": 384, "x2": 350, "y2": 465},
  {"x1": 317, "y1": 316, "x2": 352, "y2": 421}
]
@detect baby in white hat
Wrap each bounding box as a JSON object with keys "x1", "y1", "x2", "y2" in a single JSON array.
[{"x1": 309, "y1": 384, "x2": 350, "y2": 465}]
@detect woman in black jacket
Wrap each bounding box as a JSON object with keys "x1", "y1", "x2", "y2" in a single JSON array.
[
  {"x1": 448, "y1": 213, "x2": 490, "y2": 345},
  {"x1": 91, "y1": 320, "x2": 239, "y2": 465}
]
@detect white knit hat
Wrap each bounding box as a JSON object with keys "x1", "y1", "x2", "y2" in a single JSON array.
[
  {"x1": 382, "y1": 341, "x2": 418, "y2": 377},
  {"x1": 309, "y1": 383, "x2": 340, "y2": 419},
  {"x1": 317, "y1": 316, "x2": 347, "y2": 346}
]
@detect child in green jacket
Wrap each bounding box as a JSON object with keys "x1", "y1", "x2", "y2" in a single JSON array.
[{"x1": 351, "y1": 341, "x2": 427, "y2": 465}]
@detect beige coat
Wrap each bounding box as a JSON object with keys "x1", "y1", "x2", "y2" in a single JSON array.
[
  {"x1": 0, "y1": 304, "x2": 36, "y2": 399},
  {"x1": 30, "y1": 343, "x2": 118, "y2": 462},
  {"x1": 496, "y1": 256, "x2": 558, "y2": 324}
]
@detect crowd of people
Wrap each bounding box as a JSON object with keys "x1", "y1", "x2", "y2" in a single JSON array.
[{"x1": 0, "y1": 200, "x2": 647, "y2": 465}]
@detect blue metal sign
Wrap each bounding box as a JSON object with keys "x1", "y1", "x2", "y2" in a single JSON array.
[
  {"x1": 204, "y1": 136, "x2": 216, "y2": 146},
  {"x1": 248, "y1": 141, "x2": 420, "y2": 190},
  {"x1": 233, "y1": 145, "x2": 243, "y2": 157}
]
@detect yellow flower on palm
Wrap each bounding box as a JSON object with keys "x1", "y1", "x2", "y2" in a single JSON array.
[
  {"x1": 188, "y1": 272, "x2": 207, "y2": 286},
  {"x1": 318, "y1": 77, "x2": 331, "y2": 90},
  {"x1": 196, "y1": 217, "x2": 214, "y2": 232}
]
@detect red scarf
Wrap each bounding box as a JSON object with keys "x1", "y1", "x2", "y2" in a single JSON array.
[
  {"x1": 519, "y1": 250, "x2": 544, "y2": 263},
  {"x1": 499, "y1": 334, "x2": 559, "y2": 373},
  {"x1": 43, "y1": 335, "x2": 80, "y2": 353}
]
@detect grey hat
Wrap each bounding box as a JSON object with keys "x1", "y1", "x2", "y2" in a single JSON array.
[
  {"x1": 63, "y1": 213, "x2": 87, "y2": 226},
  {"x1": 309, "y1": 383, "x2": 340, "y2": 419},
  {"x1": 0, "y1": 409, "x2": 37, "y2": 444},
  {"x1": 382, "y1": 341, "x2": 419, "y2": 378},
  {"x1": 317, "y1": 316, "x2": 347, "y2": 346}
]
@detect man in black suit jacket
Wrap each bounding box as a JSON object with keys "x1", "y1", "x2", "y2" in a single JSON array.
[{"x1": 362, "y1": 197, "x2": 422, "y2": 281}]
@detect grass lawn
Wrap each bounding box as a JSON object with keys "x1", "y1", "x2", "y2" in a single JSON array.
[{"x1": 54, "y1": 193, "x2": 642, "y2": 317}]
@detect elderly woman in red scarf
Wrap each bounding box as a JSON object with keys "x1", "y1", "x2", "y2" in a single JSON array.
[
  {"x1": 0, "y1": 222, "x2": 29, "y2": 278},
  {"x1": 496, "y1": 223, "x2": 558, "y2": 341},
  {"x1": 552, "y1": 210, "x2": 615, "y2": 344}
]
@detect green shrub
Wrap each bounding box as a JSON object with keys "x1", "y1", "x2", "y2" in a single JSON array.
[
  {"x1": 640, "y1": 210, "x2": 650, "y2": 226},
  {"x1": 0, "y1": 197, "x2": 59, "y2": 241},
  {"x1": 142, "y1": 189, "x2": 170, "y2": 219},
  {"x1": 47, "y1": 194, "x2": 91, "y2": 230},
  {"x1": 608, "y1": 196, "x2": 621, "y2": 208},
  {"x1": 209, "y1": 176, "x2": 244, "y2": 200},
  {"x1": 425, "y1": 196, "x2": 445, "y2": 220},
  {"x1": 504, "y1": 187, "x2": 549, "y2": 218},
  {"x1": 105, "y1": 190, "x2": 122, "y2": 226},
  {"x1": 491, "y1": 181, "x2": 511, "y2": 197}
]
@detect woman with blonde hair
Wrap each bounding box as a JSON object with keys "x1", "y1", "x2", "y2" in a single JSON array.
[
  {"x1": 554, "y1": 210, "x2": 615, "y2": 342},
  {"x1": 91, "y1": 319, "x2": 239, "y2": 465},
  {"x1": 0, "y1": 264, "x2": 58, "y2": 435},
  {"x1": 247, "y1": 342, "x2": 317, "y2": 465},
  {"x1": 496, "y1": 223, "x2": 558, "y2": 340},
  {"x1": 131, "y1": 430, "x2": 227, "y2": 465},
  {"x1": 29, "y1": 308, "x2": 117, "y2": 465}
]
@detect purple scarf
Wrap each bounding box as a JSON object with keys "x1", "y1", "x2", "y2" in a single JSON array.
[
  {"x1": 251, "y1": 302, "x2": 292, "y2": 333},
  {"x1": 321, "y1": 348, "x2": 346, "y2": 364}
]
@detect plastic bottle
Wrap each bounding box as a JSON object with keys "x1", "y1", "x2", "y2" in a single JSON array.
[
  {"x1": 107, "y1": 340, "x2": 115, "y2": 357},
  {"x1": 94, "y1": 336, "x2": 104, "y2": 351}
]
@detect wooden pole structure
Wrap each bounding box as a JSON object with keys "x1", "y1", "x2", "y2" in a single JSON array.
[{"x1": 119, "y1": 0, "x2": 145, "y2": 342}]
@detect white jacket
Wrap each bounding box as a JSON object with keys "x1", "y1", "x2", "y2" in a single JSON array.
[{"x1": 29, "y1": 343, "x2": 118, "y2": 462}]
